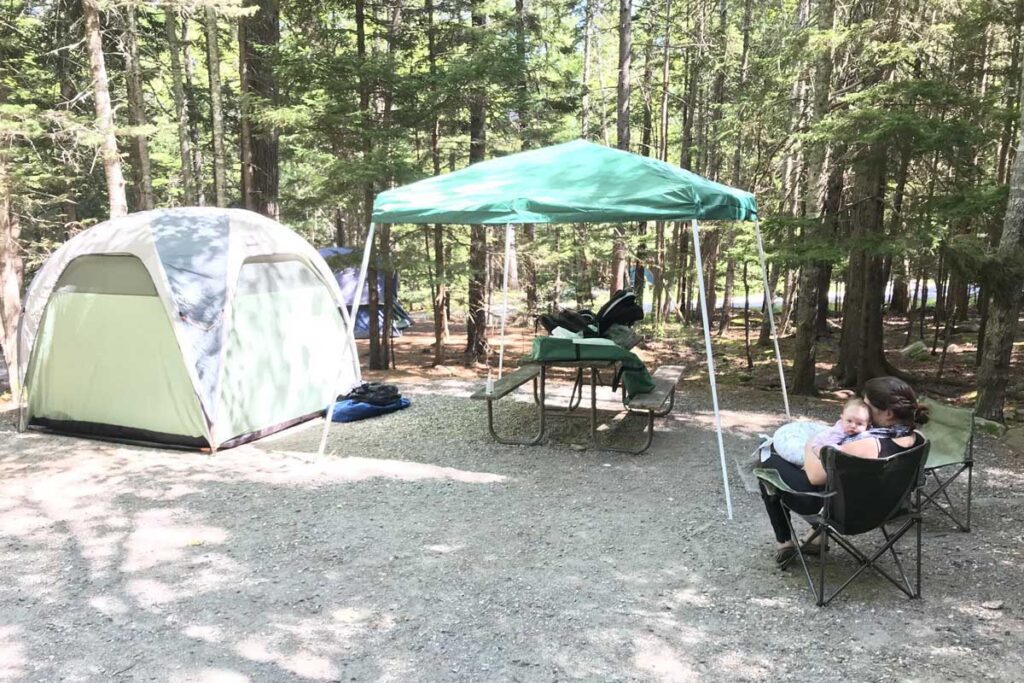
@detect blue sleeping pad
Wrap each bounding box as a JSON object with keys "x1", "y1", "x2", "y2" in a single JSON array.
[{"x1": 331, "y1": 397, "x2": 411, "y2": 423}]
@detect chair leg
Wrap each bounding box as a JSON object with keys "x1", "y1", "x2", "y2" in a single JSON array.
[
  {"x1": 818, "y1": 529, "x2": 828, "y2": 607},
  {"x1": 916, "y1": 489, "x2": 923, "y2": 599},
  {"x1": 881, "y1": 525, "x2": 914, "y2": 597},
  {"x1": 965, "y1": 462, "x2": 973, "y2": 532},
  {"x1": 921, "y1": 465, "x2": 971, "y2": 532},
  {"x1": 814, "y1": 517, "x2": 919, "y2": 605},
  {"x1": 779, "y1": 504, "x2": 819, "y2": 602}
]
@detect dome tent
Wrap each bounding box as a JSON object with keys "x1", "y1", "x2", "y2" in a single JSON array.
[
  {"x1": 317, "y1": 246, "x2": 413, "y2": 339},
  {"x1": 15, "y1": 208, "x2": 359, "y2": 450}
]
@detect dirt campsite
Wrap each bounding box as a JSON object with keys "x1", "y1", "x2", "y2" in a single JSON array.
[{"x1": 2, "y1": 320, "x2": 1023, "y2": 682}]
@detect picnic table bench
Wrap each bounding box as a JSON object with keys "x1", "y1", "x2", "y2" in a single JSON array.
[
  {"x1": 470, "y1": 364, "x2": 546, "y2": 446},
  {"x1": 471, "y1": 360, "x2": 685, "y2": 454}
]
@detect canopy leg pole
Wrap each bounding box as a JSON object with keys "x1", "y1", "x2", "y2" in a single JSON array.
[
  {"x1": 497, "y1": 223, "x2": 513, "y2": 379},
  {"x1": 691, "y1": 219, "x2": 733, "y2": 520},
  {"x1": 319, "y1": 222, "x2": 377, "y2": 457},
  {"x1": 754, "y1": 219, "x2": 791, "y2": 418}
]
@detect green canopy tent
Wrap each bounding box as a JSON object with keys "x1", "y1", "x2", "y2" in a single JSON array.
[{"x1": 323, "y1": 140, "x2": 790, "y2": 518}]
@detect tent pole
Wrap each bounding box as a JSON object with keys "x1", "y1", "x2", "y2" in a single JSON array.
[
  {"x1": 497, "y1": 223, "x2": 513, "y2": 379},
  {"x1": 754, "y1": 219, "x2": 791, "y2": 418},
  {"x1": 319, "y1": 222, "x2": 377, "y2": 457},
  {"x1": 691, "y1": 219, "x2": 733, "y2": 520}
]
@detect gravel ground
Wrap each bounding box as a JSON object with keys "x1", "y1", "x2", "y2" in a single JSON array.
[{"x1": 1, "y1": 380, "x2": 1022, "y2": 682}]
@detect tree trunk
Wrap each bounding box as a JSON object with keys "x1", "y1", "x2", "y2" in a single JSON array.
[
  {"x1": 241, "y1": 0, "x2": 280, "y2": 219},
  {"x1": 791, "y1": 0, "x2": 835, "y2": 394},
  {"x1": 616, "y1": 0, "x2": 632, "y2": 151},
  {"x1": 998, "y1": 0, "x2": 1024, "y2": 185},
  {"x1": 465, "y1": 0, "x2": 489, "y2": 363},
  {"x1": 659, "y1": 0, "x2": 672, "y2": 162},
  {"x1": 377, "y1": 0, "x2": 404, "y2": 371},
  {"x1": 757, "y1": 264, "x2": 779, "y2": 347},
  {"x1": 611, "y1": 0, "x2": 631, "y2": 295},
  {"x1": 700, "y1": 228, "x2": 720, "y2": 327},
  {"x1": 0, "y1": 152, "x2": 22, "y2": 383},
  {"x1": 580, "y1": 0, "x2": 594, "y2": 138},
  {"x1": 717, "y1": 233, "x2": 735, "y2": 336},
  {"x1": 814, "y1": 262, "x2": 832, "y2": 336},
  {"x1": 427, "y1": 0, "x2": 447, "y2": 365},
  {"x1": 706, "y1": 0, "x2": 728, "y2": 180},
  {"x1": 574, "y1": 225, "x2": 592, "y2": 308},
  {"x1": 84, "y1": 0, "x2": 127, "y2": 218},
  {"x1": 743, "y1": 261, "x2": 753, "y2": 369},
  {"x1": 977, "y1": 77, "x2": 1024, "y2": 421},
  {"x1": 730, "y1": 0, "x2": 753, "y2": 184},
  {"x1": 837, "y1": 142, "x2": 893, "y2": 388},
  {"x1": 181, "y1": 19, "x2": 206, "y2": 205},
  {"x1": 122, "y1": 5, "x2": 154, "y2": 211},
  {"x1": 238, "y1": 18, "x2": 255, "y2": 210},
  {"x1": 205, "y1": 6, "x2": 228, "y2": 207},
  {"x1": 168, "y1": 8, "x2": 196, "y2": 204},
  {"x1": 56, "y1": 0, "x2": 81, "y2": 230}
]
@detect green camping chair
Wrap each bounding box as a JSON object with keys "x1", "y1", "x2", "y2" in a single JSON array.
[
  {"x1": 919, "y1": 399, "x2": 974, "y2": 532},
  {"x1": 755, "y1": 440, "x2": 930, "y2": 607}
]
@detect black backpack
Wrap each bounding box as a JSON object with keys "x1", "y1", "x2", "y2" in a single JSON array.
[
  {"x1": 538, "y1": 308, "x2": 598, "y2": 336},
  {"x1": 341, "y1": 382, "x2": 401, "y2": 406},
  {"x1": 596, "y1": 289, "x2": 644, "y2": 334}
]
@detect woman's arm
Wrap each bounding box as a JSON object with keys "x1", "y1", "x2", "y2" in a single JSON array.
[
  {"x1": 838, "y1": 437, "x2": 881, "y2": 459},
  {"x1": 802, "y1": 441, "x2": 827, "y2": 486},
  {"x1": 803, "y1": 437, "x2": 882, "y2": 484}
]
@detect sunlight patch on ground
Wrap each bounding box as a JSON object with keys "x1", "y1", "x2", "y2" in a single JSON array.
[
  {"x1": 89, "y1": 595, "x2": 130, "y2": 616},
  {"x1": 670, "y1": 409, "x2": 792, "y2": 438},
  {"x1": 122, "y1": 508, "x2": 228, "y2": 572},
  {"x1": 425, "y1": 543, "x2": 463, "y2": 554},
  {"x1": 672, "y1": 587, "x2": 712, "y2": 608},
  {"x1": 712, "y1": 651, "x2": 771, "y2": 681},
  {"x1": 632, "y1": 634, "x2": 699, "y2": 682},
  {"x1": 0, "y1": 504, "x2": 53, "y2": 537},
  {"x1": 927, "y1": 644, "x2": 976, "y2": 657},
  {"x1": 746, "y1": 596, "x2": 801, "y2": 611},
  {"x1": 261, "y1": 453, "x2": 507, "y2": 485},
  {"x1": 183, "y1": 624, "x2": 225, "y2": 643},
  {"x1": 0, "y1": 626, "x2": 26, "y2": 681},
  {"x1": 982, "y1": 467, "x2": 1024, "y2": 491},
  {"x1": 133, "y1": 483, "x2": 202, "y2": 501},
  {"x1": 125, "y1": 578, "x2": 178, "y2": 607},
  {"x1": 233, "y1": 607, "x2": 399, "y2": 680},
  {"x1": 953, "y1": 604, "x2": 1005, "y2": 621},
  {"x1": 169, "y1": 669, "x2": 251, "y2": 683}
]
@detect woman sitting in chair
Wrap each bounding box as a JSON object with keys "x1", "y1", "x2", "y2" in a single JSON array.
[{"x1": 760, "y1": 376, "x2": 930, "y2": 566}]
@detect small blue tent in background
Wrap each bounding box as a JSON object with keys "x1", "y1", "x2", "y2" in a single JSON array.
[{"x1": 318, "y1": 247, "x2": 413, "y2": 339}]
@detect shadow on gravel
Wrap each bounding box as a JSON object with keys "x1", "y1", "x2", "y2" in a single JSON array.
[{"x1": 1, "y1": 386, "x2": 1022, "y2": 681}]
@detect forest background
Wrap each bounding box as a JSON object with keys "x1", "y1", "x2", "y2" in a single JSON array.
[{"x1": 1, "y1": 0, "x2": 1022, "y2": 422}]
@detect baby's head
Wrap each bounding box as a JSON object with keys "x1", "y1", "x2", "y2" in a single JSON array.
[{"x1": 841, "y1": 398, "x2": 870, "y2": 436}]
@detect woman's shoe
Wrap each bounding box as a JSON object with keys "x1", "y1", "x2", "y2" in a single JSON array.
[
  {"x1": 799, "y1": 539, "x2": 823, "y2": 556},
  {"x1": 775, "y1": 544, "x2": 797, "y2": 566}
]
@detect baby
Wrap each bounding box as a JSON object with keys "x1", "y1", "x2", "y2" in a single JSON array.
[{"x1": 761, "y1": 397, "x2": 871, "y2": 467}]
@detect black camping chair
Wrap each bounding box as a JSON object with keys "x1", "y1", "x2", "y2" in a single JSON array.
[{"x1": 755, "y1": 439, "x2": 930, "y2": 607}]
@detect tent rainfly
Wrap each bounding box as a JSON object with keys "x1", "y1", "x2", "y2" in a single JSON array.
[
  {"x1": 15, "y1": 208, "x2": 361, "y2": 450},
  {"x1": 328, "y1": 140, "x2": 791, "y2": 518}
]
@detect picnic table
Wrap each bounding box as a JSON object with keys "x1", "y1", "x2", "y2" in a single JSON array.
[{"x1": 470, "y1": 342, "x2": 684, "y2": 454}]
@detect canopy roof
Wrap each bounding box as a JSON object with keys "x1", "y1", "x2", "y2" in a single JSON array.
[{"x1": 372, "y1": 140, "x2": 757, "y2": 225}]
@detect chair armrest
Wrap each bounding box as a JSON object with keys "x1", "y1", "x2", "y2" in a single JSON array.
[{"x1": 753, "y1": 468, "x2": 835, "y2": 499}]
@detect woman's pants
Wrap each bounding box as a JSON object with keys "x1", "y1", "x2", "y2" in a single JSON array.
[{"x1": 759, "y1": 451, "x2": 824, "y2": 543}]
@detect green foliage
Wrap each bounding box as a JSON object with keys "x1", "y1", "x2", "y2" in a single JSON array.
[{"x1": 4, "y1": 0, "x2": 1023, "y2": 333}]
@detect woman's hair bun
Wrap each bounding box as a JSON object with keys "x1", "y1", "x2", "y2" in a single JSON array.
[{"x1": 914, "y1": 402, "x2": 930, "y2": 426}]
